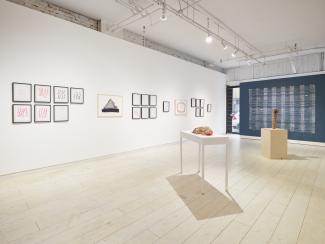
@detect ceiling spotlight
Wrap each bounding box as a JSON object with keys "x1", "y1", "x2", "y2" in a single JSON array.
[
  {"x1": 231, "y1": 49, "x2": 238, "y2": 58},
  {"x1": 206, "y1": 35, "x2": 213, "y2": 44},
  {"x1": 160, "y1": 0, "x2": 167, "y2": 21},
  {"x1": 222, "y1": 41, "x2": 228, "y2": 50}
]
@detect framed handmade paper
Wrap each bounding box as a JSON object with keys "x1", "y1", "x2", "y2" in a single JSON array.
[
  {"x1": 54, "y1": 86, "x2": 69, "y2": 103},
  {"x1": 12, "y1": 104, "x2": 32, "y2": 124},
  {"x1": 175, "y1": 99, "x2": 187, "y2": 116},
  {"x1": 141, "y1": 94, "x2": 149, "y2": 106},
  {"x1": 132, "y1": 107, "x2": 141, "y2": 119},
  {"x1": 163, "y1": 101, "x2": 170, "y2": 112},
  {"x1": 132, "y1": 93, "x2": 141, "y2": 106},
  {"x1": 200, "y1": 108, "x2": 205, "y2": 117},
  {"x1": 149, "y1": 107, "x2": 157, "y2": 119},
  {"x1": 195, "y1": 107, "x2": 201, "y2": 117},
  {"x1": 54, "y1": 105, "x2": 69, "y2": 122},
  {"x1": 12, "y1": 82, "x2": 32, "y2": 102},
  {"x1": 149, "y1": 95, "x2": 157, "y2": 106},
  {"x1": 34, "y1": 84, "x2": 51, "y2": 103},
  {"x1": 97, "y1": 94, "x2": 123, "y2": 118},
  {"x1": 141, "y1": 107, "x2": 149, "y2": 119},
  {"x1": 34, "y1": 105, "x2": 51, "y2": 123},
  {"x1": 70, "y1": 88, "x2": 84, "y2": 104},
  {"x1": 207, "y1": 104, "x2": 212, "y2": 112}
]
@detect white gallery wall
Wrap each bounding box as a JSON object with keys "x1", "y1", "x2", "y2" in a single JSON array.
[{"x1": 0, "y1": 0, "x2": 226, "y2": 175}]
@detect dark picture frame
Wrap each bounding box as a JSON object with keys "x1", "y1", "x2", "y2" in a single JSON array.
[
  {"x1": 34, "y1": 105, "x2": 51, "y2": 123},
  {"x1": 70, "y1": 87, "x2": 84, "y2": 104},
  {"x1": 12, "y1": 104, "x2": 32, "y2": 124},
  {"x1": 53, "y1": 105, "x2": 69, "y2": 122},
  {"x1": 34, "y1": 84, "x2": 51, "y2": 103},
  {"x1": 12, "y1": 82, "x2": 32, "y2": 103},
  {"x1": 149, "y1": 95, "x2": 157, "y2": 106},
  {"x1": 141, "y1": 107, "x2": 149, "y2": 119},
  {"x1": 141, "y1": 94, "x2": 149, "y2": 106},
  {"x1": 163, "y1": 101, "x2": 170, "y2": 112},
  {"x1": 191, "y1": 98, "x2": 196, "y2": 108},
  {"x1": 132, "y1": 93, "x2": 141, "y2": 106},
  {"x1": 53, "y1": 86, "x2": 69, "y2": 104},
  {"x1": 132, "y1": 107, "x2": 141, "y2": 120},
  {"x1": 207, "y1": 104, "x2": 212, "y2": 112},
  {"x1": 149, "y1": 107, "x2": 157, "y2": 119}
]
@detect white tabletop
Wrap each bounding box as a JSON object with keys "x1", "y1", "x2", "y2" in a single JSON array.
[{"x1": 180, "y1": 130, "x2": 229, "y2": 145}]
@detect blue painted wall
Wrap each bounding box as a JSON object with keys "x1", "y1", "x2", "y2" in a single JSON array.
[{"x1": 240, "y1": 74, "x2": 325, "y2": 142}]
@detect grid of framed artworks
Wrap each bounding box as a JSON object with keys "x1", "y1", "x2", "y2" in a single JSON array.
[
  {"x1": 191, "y1": 98, "x2": 205, "y2": 117},
  {"x1": 11, "y1": 82, "x2": 83, "y2": 124},
  {"x1": 132, "y1": 93, "x2": 157, "y2": 119}
]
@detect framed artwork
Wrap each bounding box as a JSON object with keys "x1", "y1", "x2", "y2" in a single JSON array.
[
  {"x1": 132, "y1": 107, "x2": 141, "y2": 119},
  {"x1": 199, "y1": 99, "x2": 205, "y2": 108},
  {"x1": 54, "y1": 105, "x2": 69, "y2": 122},
  {"x1": 191, "y1": 98, "x2": 196, "y2": 108},
  {"x1": 34, "y1": 105, "x2": 51, "y2": 123},
  {"x1": 163, "y1": 101, "x2": 170, "y2": 112},
  {"x1": 141, "y1": 94, "x2": 149, "y2": 106},
  {"x1": 149, "y1": 107, "x2": 157, "y2": 119},
  {"x1": 200, "y1": 108, "x2": 205, "y2": 117},
  {"x1": 70, "y1": 88, "x2": 84, "y2": 104},
  {"x1": 195, "y1": 107, "x2": 205, "y2": 117},
  {"x1": 34, "y1": 84, "x2": 51, "y2": 103},
  {"x1": 97, "y1": 94, "x2": 123, "y2": 118},
  {"x1": 149, "y1": 95, "x2": 157, "y2": 106},
  {"x1": 132, "y1": 93, "x2": 141, "y2": 106},
  {"x1": 12, "y1": 104, "x2": 32, "y2": 124},
  {"x1": 175, "y1": 99, "x2": 187, "y2": 116},
  {"x1": 141, "y1": 107, "x2": 149, "y2": 119},
  {"x1": 207, "y1": 104, "x2": 212, "y2": 112},
  {"x1": 12, "y1": 82, "x2": 32, "y2": 102},
  {"x1": 54, "y1": 86, "x2": 69, "y2": 103}
]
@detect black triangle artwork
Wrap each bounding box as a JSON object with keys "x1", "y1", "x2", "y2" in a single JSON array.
[{"x1": 102, "y1": 99, "x2": 119, "y2": 113}]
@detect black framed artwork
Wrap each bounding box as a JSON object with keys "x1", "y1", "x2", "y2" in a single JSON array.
[
  {"x1": 34, "y1": 84, "x2": 51, "y2": 103},
  {"x1": 195, "y1": 107, "x2": 205, "y2": 117},
  {"x1": 132, "y1": 107, "x2": 141, "y2": 119},
  {"x1": 149, "y1": 95, "x2": 157, "y2": 106},
  {"x1": 34, "y1": 105, "x2": 51, "y2": 123},
  {"x1": 12, "y1": 82, "x2": 32, "y2": 103},
  {"x1": 207, "y1": 104, "x2": 212, "y2": 112},
  {"x1": 132, "y1": 93, "x2": 141, "y2": 106},
  {"x1": 12, "y1": 104, "x2": 32, "y2": 124},
  {"x1": 191, "y1": 98, "x2": 196, "y2": 108},
  {"x1": 149, "y1": 107, "x2": 157, "y2": 119},
  {"x1": 163, "y1": 101, "x2": 170, "y2": 112},
  {"x1": 70, "y1": 88, "x2": 84, "y2": 104},
  {"x1": 141, "y1": 94, "x2": 149, "y2": 106},
  {"x1": 53, "y1": 86, "x2": 69, "y2": 103},
  {"x1": 54, "y1": 105, "x2": 69, "y2": 122},
  {"x1": 141, "y1": 107, "x2": 149, "y2": 119}
]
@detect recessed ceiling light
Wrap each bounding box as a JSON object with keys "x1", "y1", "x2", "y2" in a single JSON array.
[{"x1": 231, "y1": 50, "x2": 238, "y2": 58}]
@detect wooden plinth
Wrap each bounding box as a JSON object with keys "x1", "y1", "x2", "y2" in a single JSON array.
[{"x1": 261, "y1": 128, "x2": 288, "y2": 159}]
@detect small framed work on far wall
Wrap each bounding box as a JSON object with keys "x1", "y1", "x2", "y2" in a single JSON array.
[
  {"x1": 34, "y1": 105, "x2": 51, "y2": 123},
  {"x1": 70, "y1": 88, "x2": 84, "y2": 104},
  {"x1": 54, "y1": 86, "x2": 69, "y2": 103},
  {"x1": 54, "y1": 105, "x2": 69, "y2": 122},
  {"x1": 12, "y1": 104, "x2": 32, "y2": 124},
  {"x1": 163, "y1": 101, "x2": 170, "y2": 112},
  {"x1": 12, "y1": 82, "x2": 32, "y2": 103}
]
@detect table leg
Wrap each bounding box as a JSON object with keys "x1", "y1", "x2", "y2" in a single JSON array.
[
  {"x1": 180, "y1": 135, "x2": 183, "y2": 174},
  {"x1": 201, "y1": 144, "x2": 205, "y2": 180},
  {"x1": 225, "y1": 142, "x2": 229, "y2": 191},
  {"x1": 198, "y1": 143, "x2": 201, "y2": 174}
]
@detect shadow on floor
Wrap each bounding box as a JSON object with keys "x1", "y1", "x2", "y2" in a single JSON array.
[
  {"x1": 287, "y1": 154, "x2": 319, "y2": 160},
  {"x1": 167, "y1": 174, "x2": 242, "y2": 220}
]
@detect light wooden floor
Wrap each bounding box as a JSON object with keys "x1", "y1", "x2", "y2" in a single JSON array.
[{"x1": 1, "y1": 136, "x2": 325, "y2": 244}]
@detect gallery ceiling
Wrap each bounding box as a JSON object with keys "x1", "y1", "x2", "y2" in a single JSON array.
[{"x1": 47, "y1": 0, "x2": 325, "y2": 69}]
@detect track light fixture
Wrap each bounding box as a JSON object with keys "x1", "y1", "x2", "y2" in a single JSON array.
[
  {"x1": 221, "y1": 40, "x2": 228, "y2": 50},
  {"x1": 206, "y1": 35, "x2": 213, "y2": 44},
  {"x1": 160, "y1": 0, "x2": 167, "y2": 21},
  {"x1": 231, "y1": 49, "x2": 238, "y2": 58}
]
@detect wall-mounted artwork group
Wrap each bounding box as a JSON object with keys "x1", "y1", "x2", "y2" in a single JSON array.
[
  {"x1": 190, "y1": 98, "x2": 212, "y2": 117},
  {"x1": 12, "y1": 82, "x2": 83, "y2": 124},
  {"x1": 132, "y1": 93, "x2": 157, "y2": 119}
]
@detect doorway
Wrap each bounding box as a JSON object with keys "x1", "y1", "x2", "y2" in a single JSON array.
[{"x1": 226, "y1": 86, "x2": 240, "y2": 134}]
